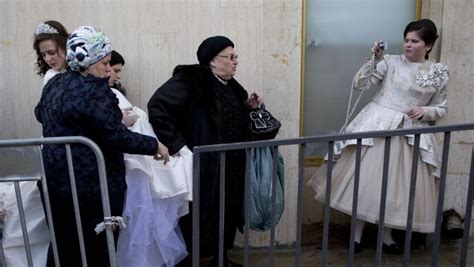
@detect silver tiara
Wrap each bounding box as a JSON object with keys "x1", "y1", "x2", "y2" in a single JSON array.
[{"x1": 35, "y1": 23, "x2": 59, "y2": 35}]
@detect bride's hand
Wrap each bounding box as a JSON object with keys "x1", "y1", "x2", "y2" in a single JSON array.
[
  {"x1": 121, "y1": 107, "x2": 138, "y2": 127},
  {"x1": 154, "y1": 141, "x2": 170, "y2": 164},
  {"x1": 406, "y1": 107, "x2": 425, "y2": 120},
  {"x1": 371, "y1": 40, "x2": 385, "y2": 61}
]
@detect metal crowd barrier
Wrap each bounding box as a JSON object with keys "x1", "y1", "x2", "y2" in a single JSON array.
[
  {"x1": 0, "y1": 136, "x2": 116, "y2": 267},
  {"x1": 191, "y1": 123, "x2": 474, "y2": 267}
]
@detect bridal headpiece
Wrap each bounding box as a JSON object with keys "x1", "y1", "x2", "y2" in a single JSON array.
[{"x1": 35, "y1": 23, "x2": 59, "y2": 36}]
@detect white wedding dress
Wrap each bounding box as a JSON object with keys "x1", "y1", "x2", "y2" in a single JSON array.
[
  {"x1": 112, "y1": 89, "x2": 192, "y2": 267},
  {"x1": 308, "y1": 55, "x2": 449, "y2": 233},
  {"x1": 0, "y1": 182, "x2": 50, "y2": 267},
  {"x1": 0, "y1": 70, "x2": 62, "y2": 267}
]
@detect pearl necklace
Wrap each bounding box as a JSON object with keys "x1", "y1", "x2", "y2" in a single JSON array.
[{"x1": 213, "y1": 74, "x2": 228, "y2": 85}]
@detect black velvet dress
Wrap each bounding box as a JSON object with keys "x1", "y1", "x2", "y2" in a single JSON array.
[{"x1": 35, "y1": 71, "x2": 158, "y2": 266}]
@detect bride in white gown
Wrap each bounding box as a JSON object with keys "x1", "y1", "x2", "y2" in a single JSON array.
[
  {"x1": 0, "y1": 21, "x2": 70, "y2": 267},
  {"x1": 112, "y1": 88, "x2": 192, "y2": 267},
  {"x1": 308, "y1": 19, "x2": 448, "y2": 254},
  {"x1": 0, "y1": 182, "x2": 51, "y2": 267}
]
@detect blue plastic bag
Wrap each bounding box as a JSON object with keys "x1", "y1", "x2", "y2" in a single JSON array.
[{"x1": 249, "y1": 147, "x2": 285, "y2": 231}]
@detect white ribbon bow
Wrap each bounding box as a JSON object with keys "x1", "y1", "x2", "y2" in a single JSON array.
[{"x1": 94, "y1": 216, "x2": 127, "y2": 234}]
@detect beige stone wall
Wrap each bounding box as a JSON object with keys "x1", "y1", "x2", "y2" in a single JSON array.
[
  {"x1": 423, "y1": 0, "x2": 474, "y2": 227},
  {"x1": 0, "y1": 0, "x2": 303, "y2": 246}
]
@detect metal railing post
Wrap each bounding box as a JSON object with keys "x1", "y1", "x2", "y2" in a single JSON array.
[
  {"x1": 0, "y1": 136, "x2": 116, "y2": 267},
  {"x1": 348, "y1": 139, "x2": 362, "y2": 266},
  {"x1": 295, "y1": 144, "x2": 306, "y2": 267},
  {"x1": 375, "y1": 136, "x2": 391, "y2": 267},
  {"x1": 432, "y1": 132, "x2": 451, "y2": 266},
  {"x1": 192, "y1": 153, "x2": 201, "y2": 267}
]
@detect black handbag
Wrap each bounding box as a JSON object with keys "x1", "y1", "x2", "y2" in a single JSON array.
[{"x1": 249, "y1": 103, "x2": 281, "y2": 140}]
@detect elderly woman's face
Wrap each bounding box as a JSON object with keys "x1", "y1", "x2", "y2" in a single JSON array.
[
  {"x1": 210, "y1": 46, "x2": 238, "y2": 80},
  {"x1": 87, "y1": 54, "x2": 112, "y2": 78}
]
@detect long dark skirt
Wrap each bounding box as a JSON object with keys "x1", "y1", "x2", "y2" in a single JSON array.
[{"x1": 44, "y1": 191, "x2": 124, "y2": 267}]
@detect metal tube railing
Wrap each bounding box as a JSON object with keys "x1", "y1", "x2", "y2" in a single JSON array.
[
  {"x1": 244, "y1": 148, "x2": 252, "y2": 267},
  {"x1": 190, "y1": 123, "x2": 474, "y2": 267},
  {"x1": 193, "y1": 124, "x2": 474, "y2": 153},
  {"x1": 1, "y1": 125, "x2": 467, "y2": 267},
  {"x1": 218, "y1": 152, "x2": 226, "y2": 267},
  {"x1": 460, "y1": 147, "x2": 474, "y2": 266},
  {"x1": 269, "y1": 146, "x2": 278, "y2": 267},
  {"x1": 321, "y1": 141, "x2": 334, "y2": 267},
  {"x1": 375, "y1": 136, "x2": 391, "y2": 266},
  {"x1": 0, "y1": 136, "x2": 116, "y2": 267},
  {"x1": 65, "y1": 144, "x2": 88, "y2": 265},
  {"x1": 432, "y1": 132, "x2": 452, "y2": 266},
  {"x1": 403, "y1": 134, "x2": 421, "y2": 266},
  {"x1": 348, "y1": 139, "x2": 362, "y2": 266},
  {"x1": 37, "y1": 147, "x2": 60, "y2": 266},
  {"x1": 191, "y1": 153, "x2": 201, "y2": 267},
  {"x1": 295, "y1": 144, "x2": 306, "y2": 267},
  {"x1": 13, "y1": 181, "x2": 33, "y2": 266}
]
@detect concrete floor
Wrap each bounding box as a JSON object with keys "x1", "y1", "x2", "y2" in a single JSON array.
[
  {"x1": 228, "y1": 241, "x2": 469, "y2": 266},
  {"x1": 2, "y1": 223, "x2": 470, "y2": 266},
  {"x1": 226, "y1": 224, "x2": 473, "y2": 267}
]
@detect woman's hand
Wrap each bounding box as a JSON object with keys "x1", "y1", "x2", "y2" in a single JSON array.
[
  {"x1": 245, "y1": 92, "x2": 263, "y2": 109},
  {"x1": 371, "y1": 40, "x2": 385, "y2": 61},
  {"x1": 406, "y1": 107, "x2": 425, "y2": 120},
  {"x1": 121, "y1": 107, "x2": 138, "y2": 127},
  {"x1": 154, "y1": 141, "x2": 170, "y2": 164}
]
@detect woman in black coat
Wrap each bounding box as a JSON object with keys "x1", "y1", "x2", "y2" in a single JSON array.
[{"x1": 148, "y1": 36, "x2": 261, "y2": 267}]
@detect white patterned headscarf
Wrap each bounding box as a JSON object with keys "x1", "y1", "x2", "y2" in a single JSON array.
[{"x1": 66, "y1": 26, "x2": 112, "y2": 72}]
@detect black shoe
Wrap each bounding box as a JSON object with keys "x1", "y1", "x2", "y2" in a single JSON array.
[
  {"x1": 442, "y1": 211, "x2": 464, "y2": 240},
  {"x1": 349, "y1": 241, "x2": 364, "y2": 254},
  {"x1": 382, "y1": 243, "x2": 403, "y2": 255},
  {"x1": 446, "y1": 228, "x2": 464, "y2": 240}
]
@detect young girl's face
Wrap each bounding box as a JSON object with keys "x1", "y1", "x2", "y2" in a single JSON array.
[
  {"x1": 39, "y1": 39, "x2": 66, "y2": 71},
  {"x1": 403, "y1": 31, "x2": 432, "y2": 63}
]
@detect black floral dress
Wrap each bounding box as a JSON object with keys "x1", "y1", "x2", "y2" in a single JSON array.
[{"x1": 35, "y1": 71, "x2": 158, "y2": 266}]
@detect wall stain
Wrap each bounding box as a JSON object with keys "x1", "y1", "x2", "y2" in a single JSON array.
[
  {"x1": 0, "y1": 40, "x2": 14, "y2": 47},
  {"x1": 271, "y1": 52, "x2": 289, "y2": 66}
]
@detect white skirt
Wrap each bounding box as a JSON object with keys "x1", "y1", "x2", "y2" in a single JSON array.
[
  {"x1": 308, "y1": 136, "x2": 438, "y2": 233},
  {"x1": 0, "y1": 181, "x2": 50, "y2": 267},
  {"x1": 116, "y1": 169, "x2": 188, "y2": 267}
]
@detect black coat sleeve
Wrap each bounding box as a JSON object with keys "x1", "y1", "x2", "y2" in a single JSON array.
[
  {"x1": 147, "y1": 78, "x2": 188, "y2": 155},
  {"x1": 79, "y1": 83, "x2": 158, "y2": 156}
]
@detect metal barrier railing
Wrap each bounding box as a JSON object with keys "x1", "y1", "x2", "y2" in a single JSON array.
[
  {"x1": 191, "y1": 123, "x2": 474, "y2": 267},
  {"x1": 0, "y1": 136, "x2": 116, "y2": 267},
  {"x1": 1, "y1": 124, "x2": 473, "y2": 267}
]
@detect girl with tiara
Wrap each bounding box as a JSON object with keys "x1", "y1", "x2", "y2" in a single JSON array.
[
  {"x1": 33, "y1": 20, "x2": 69, "y2": 85},
  {"x1": 0, "y1": 20, "x2": 69, "y2": 267}
]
